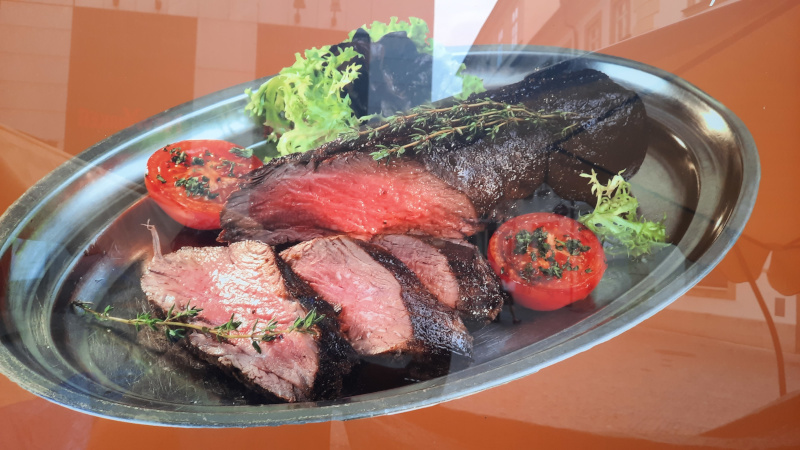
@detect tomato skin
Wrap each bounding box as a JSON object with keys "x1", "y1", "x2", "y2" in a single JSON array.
[
  {"x1": 144, "y1": 140, "x2": 262, "y2": 230},
  {"x1": 487, "y1": 212, "x2": 606, "y2": 311}
]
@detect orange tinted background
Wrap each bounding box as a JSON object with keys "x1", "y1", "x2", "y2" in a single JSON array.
[{"x1": 1, "y1": 0, "x2": 799, "y2": 448}]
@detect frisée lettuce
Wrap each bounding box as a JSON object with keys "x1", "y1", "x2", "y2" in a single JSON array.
[
  {"x1": 578, "y1": 170, "x2": 669, "y2": 258},
  {"x1": 244, "y1": 17, "x2": 485, "y2": 158},
  {"x1": 244, "y1": 46, "x2": 363, "y2": 157}
]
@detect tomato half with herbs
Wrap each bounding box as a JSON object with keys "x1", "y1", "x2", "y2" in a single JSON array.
[
  {"x1": 144, "y1": 140, "x2": 263, "y2": 230},
  {"x1": 487, "y1": 212, "x2": 607, "y2": 311}
]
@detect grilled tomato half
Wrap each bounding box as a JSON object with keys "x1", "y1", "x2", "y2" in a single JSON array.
[
  {"x1": 488, "y1": 212, "x2": 607, "y2": 311},
  {"x1": 145, "y1": 140, "x2": 262, "y2": 230}
]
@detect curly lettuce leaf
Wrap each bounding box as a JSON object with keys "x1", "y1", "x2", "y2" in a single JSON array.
[
  {"x1": 348, "y1": 17, "x2": 486, "y2": 100},
  {"x1": 244, "y1": 46, "x2": 363, "y2": 157},
  {"x1": 578, "y1": 170, "x2": 668, "y2": 258},
  {"x1": 246, "y1": 17, "x2": 485, "y2": 157},
  {"x1": 453, "y1": 63, "x2": 486, "y2": 100},
  {"x1": 347, "y1": 16, "x2": 431, "y2": 54}
]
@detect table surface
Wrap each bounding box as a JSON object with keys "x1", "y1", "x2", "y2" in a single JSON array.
[{"x1": 1, "y1": 0, "x2": 799, "y2": 448}]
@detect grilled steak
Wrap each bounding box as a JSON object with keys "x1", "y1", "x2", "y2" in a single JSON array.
[
  {"x1": 221, "y1": 61, "x2": 648, "y2": 244},
  {"x1": 509, "y1": 64, "x2": 649, "y2": 204},
  {"x1": 371, "y1": 235, "x2": 506, "y2": 326},
  {"x1": 222, "y1": 152, "x2": 478, "y2": 245},
  {"x1": 418, "y1": 63, "x2": 649, "y2": 210},
  {"x1": 140, "y1": 227, "x2": 355, "y2": 402},
  {"x1": 280, "y1": 236, "x2": 472, "y2": 367}
]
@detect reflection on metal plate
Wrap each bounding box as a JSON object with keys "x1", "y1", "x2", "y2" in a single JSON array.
[{"x1": 0, "y1": 47, "x2": 759, "y2": 427}]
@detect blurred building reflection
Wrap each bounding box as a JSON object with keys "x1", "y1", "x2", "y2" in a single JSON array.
[
  {"x1": 476, "y1": 0, "x2": 740, "y2": 49},
  {"x1": 0, "y1": 0, "x2": 434, "y2": 154},
  {"x1": 1, "y1": 0, "x2": 799, "y2": 438}
]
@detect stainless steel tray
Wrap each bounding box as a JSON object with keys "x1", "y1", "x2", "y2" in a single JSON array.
[{"x1": 0, "y1": 47, "x2": 759, "y2": 427}]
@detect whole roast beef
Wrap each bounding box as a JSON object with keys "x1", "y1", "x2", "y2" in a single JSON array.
[
  {"x1": 220, "y1": 60, "x2": 648, "y2": 245},
  {"x1": 140, "y1": 226, "x2": 356, "y2": 402}
]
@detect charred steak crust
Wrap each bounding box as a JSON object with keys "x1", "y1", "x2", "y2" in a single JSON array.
[
  {"x1": 425, "y1": 238, "x2": 507, "y2": 326},
  {"x1": 459, "y1": 64, "x2": 649, "y2": 207},
  {"x1": 370, "y1": 235, "x2": 506, "y2": 327},
  {"x1": 220, "y1": 60, "x2": 648, "y2": 244},
  {"x1": 417, "y1": 125, "x2": 550, "y2": 218},
  {"x1": 273, "y1": 254, "x2": 359, "y2": 400},
  {"x1": 481, "y1": 63, "x2": 649, "y2": 204},
  {"x1": 353, "y1": 240, "x2": 473, "y2": 358},
  {"x1": 547, "y1": 78, "x2": 648, "y2": 203}
]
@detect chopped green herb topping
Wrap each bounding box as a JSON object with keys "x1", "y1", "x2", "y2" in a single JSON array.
[
  {"x1": 533, "y1": 227, "x2": 550, "y2": 258},
  {"x1": 563, "y1": 238, "x2": 590, "y2": 256},
  {"x1": 514, "y1": 229, "x2": 534, "y2": 254},
  {"x1": 521, "y1": 262, "x2": 536, "y2": 279},
  {"x1": 171, "y1": 151, "x2": 187, "y2": 165},
  {"x1": 229, "y1": 147, "x2": 253, "y2": 158},
  {"x1": 540, "y1": 264, "x2": 562, "y2": 279},
  {"x1": 512, "y1": 224, "x2": 594, "y2": 280},
  {"x1": 155, "y1": 174, "x2": 167, "y2": 184},
  {"x1": 563, "y1": 258, "x2": 580, "y2": 272},
  {"x1": 175, "y1": 176, "x2": 217, "y2": 199},
  {"x1": 217, "y1": 160, "x2": 237, "y2": 177}
]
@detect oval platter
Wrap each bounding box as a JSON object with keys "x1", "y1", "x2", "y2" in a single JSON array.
[{"x1": 0, "y1": 47, "x2": 759, "y2": 427}]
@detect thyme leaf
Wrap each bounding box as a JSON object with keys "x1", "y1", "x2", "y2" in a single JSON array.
[
  {"x1": 71, "y1": 301, "x2": 324, "y2": 348},
  {"x1": 345, "y1": 98, "x2": 581, "y2": 161}
]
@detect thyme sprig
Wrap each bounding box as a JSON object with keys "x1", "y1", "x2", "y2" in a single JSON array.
[
  {"x1": 341, "y1": 98, "x2": 581, "y2": 161},
  {"x1": 71, "y1": 301, "x2": 324, "y2": 354}
]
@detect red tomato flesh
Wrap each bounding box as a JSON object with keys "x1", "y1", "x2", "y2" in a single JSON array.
[
  {"x1": 488, "y1": 212, "x2": 606, "y2": 311},
  {"x1": 144, "y1": 140, "x2": 263, "y2": 230}
]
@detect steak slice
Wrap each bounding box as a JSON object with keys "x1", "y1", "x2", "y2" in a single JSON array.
[
  {"x1": 371, "y1": 235, "x2": 506, "y2": 327},
  {"x1": 140, "y1": 227, "x2": 354, "y2": 402},
  {"x1": 221, "y1": 152, "x2": 478, "y2": 245},
  {"x1": 221, "y1": 61, "x2": 648, "y2": 244},
  {"x1": 280, "y1": 236, "x2": 472, "y2": 365}
]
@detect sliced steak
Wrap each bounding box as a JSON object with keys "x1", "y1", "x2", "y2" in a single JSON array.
[
  {"x1": 221, "y1": 61, "x2": 648, "y2": 243},
  {"x1": 371, "y1": 235, "x2": 506, "y2": 327},
  {"x1": 140, "y1": 227, "x2": 354, "y2": 402},
  {"x1": 273, "y1": 254, "x2": 359, "y2": 400},
  {"x1": 280, "y1": 236, "x2": 472, "y2": 366},
  {"x1": 222, "y1": 152, "x2": 479, "y2": 245}
]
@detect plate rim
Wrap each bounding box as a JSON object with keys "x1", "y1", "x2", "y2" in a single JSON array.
[{"x1": 0, "y1": 45, "x2": 760, "y2": 427}]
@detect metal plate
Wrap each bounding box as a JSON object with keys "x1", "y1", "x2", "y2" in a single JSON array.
[{"x1": 0, "y1": 47, "x2": 759, "y2": 427}]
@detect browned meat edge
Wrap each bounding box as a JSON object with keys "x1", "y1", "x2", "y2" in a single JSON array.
[
  {"x1": 352, "y1": 240, "x2": 473, "y2": 359},
  {"x1": 423, "y1": 237, "x2": 508, "y2": 327},
  {"x1": 273, "y1": 253, "x2": 360, "y2": 400}
]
